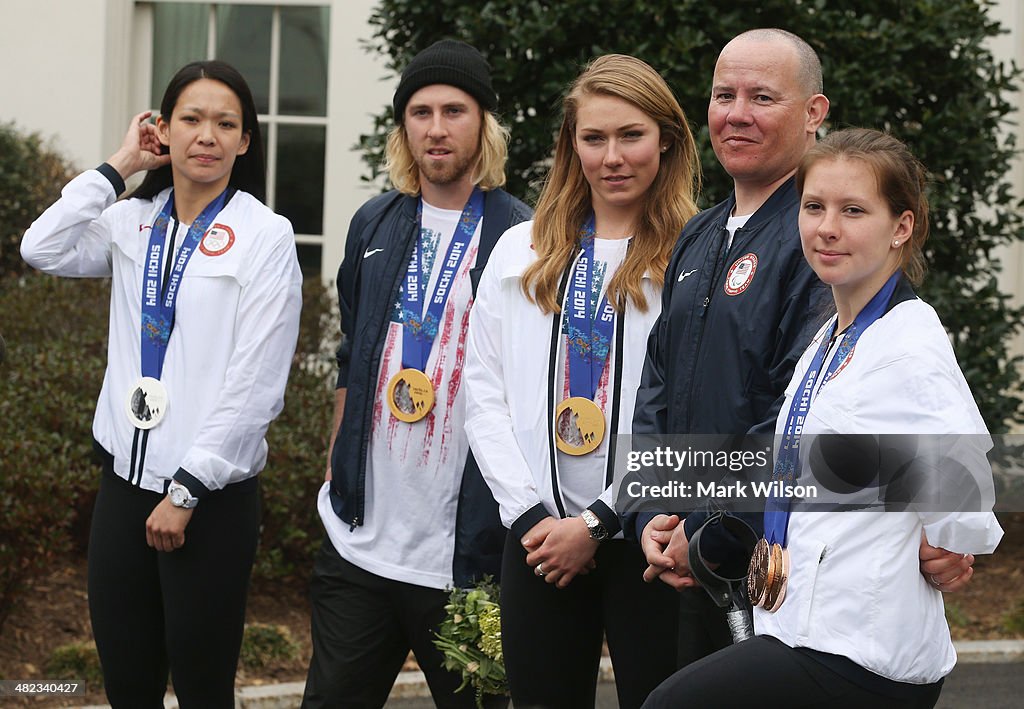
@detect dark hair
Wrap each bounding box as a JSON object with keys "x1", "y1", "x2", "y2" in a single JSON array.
[
  {"x1": 797, "y1": 127, "x2": 929, "y2": 285},
  {"x1": 131, "y1": 60, "x2": 266, "y2": 202}
]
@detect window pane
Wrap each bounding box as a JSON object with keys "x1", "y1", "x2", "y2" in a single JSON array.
[
  {"x1": 215, "y1": 4, "x2": 272, "y2": 114},
  {"x1": 279, "y1": 7, "x2": 329, "y2": 116},
  {"x1": 151, "y1": 4, "x2": 208, "y2": 108},
  {"x1": 296, "y1": 244, "x2": 323, "y2": 277},
  {"x1": 275, "y1": 124, "x2": 325, "y2": 234}
]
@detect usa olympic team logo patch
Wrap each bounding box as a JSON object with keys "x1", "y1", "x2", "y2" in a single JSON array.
[
  {"x1": 824, "y1": 345, "x2": 856, "y2": 384},
  {"x1": 724, "y1": 253, "x2": 758, "y2": 295},
  {"x1": 200, "y1": 224, "x2": 235, "y2": 256}
]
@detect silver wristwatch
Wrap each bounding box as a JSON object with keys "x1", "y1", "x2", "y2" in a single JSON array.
[
  {"x1": 168, "y1": 481, "x2": 199, "y2": 509},
  {"x1": 581, "y1": 508, "x2": 609, "y2": 541}
]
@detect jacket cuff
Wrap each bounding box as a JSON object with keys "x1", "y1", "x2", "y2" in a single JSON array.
[
  {"x1": 172, "y1": 468, "x2": 211, "y2": 499},
  {"x1": 510, "y1": 503, "x2": 551, "y2": 541},
  {"x1": 634, "y1": 511, "x2": 657, "y2": 541},
  {"x1": 588, "y1": 500, "x2": 622, "y2": 537},
  {"x1": 95, "y1": 163, "x2": 126, "y2": 196}
]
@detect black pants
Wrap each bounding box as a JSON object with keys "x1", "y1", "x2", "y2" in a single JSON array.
[
  {"x1": 676, "y1": 586, "x2": 732, "y2": 667},
  {"x1": 501, "y1": 535, "x2": 679, "y2": 709},
  {"x1": 87, "y1": 469, "x2": 260, "y2": 708},
  {"x1": 643, "y1": 635, "x2": 943, "y2": 708},
  {"x1": 302, "y1": 540, "x2": 497, "y2": 709}
]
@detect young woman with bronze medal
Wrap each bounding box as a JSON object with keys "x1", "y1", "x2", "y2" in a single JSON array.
[{"x1": 644, "y1": 129, "x2": 1003, "y2": 709}]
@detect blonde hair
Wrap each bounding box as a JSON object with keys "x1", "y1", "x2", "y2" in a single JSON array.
[
  {"x1": 384, "y1": 110, "x2": 509, "y2": 195},
  {"x1": 521, "y1": 54, "x2": 701, "y2": 313}
]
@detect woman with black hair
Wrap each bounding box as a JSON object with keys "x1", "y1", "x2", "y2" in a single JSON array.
[{"x1": 21, "y1": 60, "x2": 302, "y2": 707}]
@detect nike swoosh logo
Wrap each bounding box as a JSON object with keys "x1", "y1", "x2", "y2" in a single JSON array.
[
  {"x1": 363, "y1": 248, "x2": 384, "y2": 259},
  {"x1": 677, "y1": 268, "x2": 698, "y2": 283}
]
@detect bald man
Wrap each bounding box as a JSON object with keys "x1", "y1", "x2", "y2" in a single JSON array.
[{"x1": 632, "y1": 28, "x2": 975, "y2": 669}]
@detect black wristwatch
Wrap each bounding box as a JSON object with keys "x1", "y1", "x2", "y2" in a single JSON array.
[{"x1": 581, "y1": 508, "x2": 609, "y2": 541}]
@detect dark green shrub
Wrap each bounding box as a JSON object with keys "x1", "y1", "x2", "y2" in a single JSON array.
[
  {"x1": 258, "y1": 277, "x2": 337, "y2": 582},
  {"x1": 0, "y1": 123, "x2": 77, "y2": 282},
  {"x1": 0, "y1": 274, "x2": 109, "y2": 632},
  {"x1": 239, "y1": 623, "x2": 300, "y2": 669},
  {"x1": 0, "y1": 273, "x2": 337, "y2": 631},
  {"x1": 46, "y1": 640, "x2": 104, "y2": 688},
  {"x1": 360, "y1": 0, "x2": 1024, "y2": 432},
  {"x1": 1004, "y1": 595, "x2": 1024, "y2": 635}
]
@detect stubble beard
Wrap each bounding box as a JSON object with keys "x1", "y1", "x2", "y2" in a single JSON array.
[{"x1": 417, "y1": 148, "x2": 478, "y2": 189}]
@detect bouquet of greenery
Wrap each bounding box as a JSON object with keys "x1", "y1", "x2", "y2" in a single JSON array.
[{"x1": 433, "y1": 576, "x2": 507, "y2": 706}]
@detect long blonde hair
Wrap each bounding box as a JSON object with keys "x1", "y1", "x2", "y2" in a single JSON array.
[
  {"x1": 384, "y1": 111, "x2": 510, "y2": 195},
  {"x1": 522, "y1": 54, "x2": 701, "y2": 313}
]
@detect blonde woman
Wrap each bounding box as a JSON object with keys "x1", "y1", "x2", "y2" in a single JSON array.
[{"x1": 465, "y1": 55, "x2": 701, "y2": 708}]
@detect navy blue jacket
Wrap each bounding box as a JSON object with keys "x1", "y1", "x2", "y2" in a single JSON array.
[
  {"x1": 329, "y1": 188, "x2": 531, "y2": 586},
  {"x1": 631, "y1": 177, "x2": 831, "y2": 553}
]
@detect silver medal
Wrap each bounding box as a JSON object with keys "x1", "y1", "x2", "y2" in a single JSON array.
[{"x1": 125, "y1": 376, "x2": 168, "y2": 429}]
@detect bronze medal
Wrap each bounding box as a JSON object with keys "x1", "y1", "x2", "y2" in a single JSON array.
[
  {"x1": 761, "y1": 542, "x2": 790, "y2": 612},
  {"x1": 386, "y1": 368, "x2": 435, "y2": 423},
  {"x1": 747, "y1": 537, "x2": 770, "y2": 605},
  {"x1": 555, "y1": 396, "x2": 605, "y2": 456}
]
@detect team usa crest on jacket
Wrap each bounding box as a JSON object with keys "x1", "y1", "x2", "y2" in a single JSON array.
[
  {"x1": 724, "y1": 252, "x2": 757, "y2": 295},
  {"x1": 200, "y1": 223, "x2": 235, "y2": 256}
]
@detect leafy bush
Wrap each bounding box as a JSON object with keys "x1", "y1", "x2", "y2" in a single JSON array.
[
  {"x1": 46, "y1": 640, "x2": 104, "y2": 688},
  {"x1": 1003, "y1": 595, "x2": 1024, "y2": 636},
  {"x1": 360, "y1": 0, "x2": 1024, "y2": 431},
  {"x1": 0, "y1": 273, "x2": 337, "y2": 630},
  {"x1": 257, "y1": 278, "x2": 337, "y2": 582},
  {"x1": 0, "y1": 274, "x2": 109, "y2": 632},
  {"x1": 0, "y1": 122, "x2": 77, "y2": 282},
  {"x1": 239, "y1": 623, "x2": 300, "y2": 670}
]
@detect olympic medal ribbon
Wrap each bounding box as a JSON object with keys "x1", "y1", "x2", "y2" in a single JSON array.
[{"x1": 763, "y1": 271, "x2": 902, "y2": 548}]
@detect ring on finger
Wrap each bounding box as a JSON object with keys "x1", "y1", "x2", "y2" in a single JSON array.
[
  {"x1": 535, "y1": 563, "x2": 546, "y2": 577},
  {"x1": 930, "y1": 574, "x2": 942, "y2": 586}
]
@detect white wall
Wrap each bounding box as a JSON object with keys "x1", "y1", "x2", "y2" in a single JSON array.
[
  {"x1": 321, "y1": 0, "x2": 392, "y2": 283},
  {"x1": 988, "y1": 0, "x2": 1024, "y2": 366},
  {"x1": 0, "y1": 0, "x2": 132, "y2": 169}
]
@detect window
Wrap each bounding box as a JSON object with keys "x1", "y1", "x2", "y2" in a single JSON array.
[{"x1": 146, "y1": 2, "x2": 329, "y2": 274}]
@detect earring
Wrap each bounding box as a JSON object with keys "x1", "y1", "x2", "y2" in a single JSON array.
[
  {"x1": 660, "y1": 145, "x2": 668, "y2": 153},
  {"x1": 893, "y1": 240, "x2": 901, "y2": 247}
]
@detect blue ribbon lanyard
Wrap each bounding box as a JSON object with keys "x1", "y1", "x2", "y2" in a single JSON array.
[
  {"x1": 764, "y1": 271, "x2": 901, "y2": 546},
  {"x1": 564, "y1": 216, "x2": 617, "y2": 400},
  {"x1": 140, "y1": 189, "x2": 228, "y2": 380},
  {"x1": 400, "y1": 188, "x2": 484, "y2": 371}
]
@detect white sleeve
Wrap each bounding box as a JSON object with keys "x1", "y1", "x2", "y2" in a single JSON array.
[
  {"x1": 176, "y1": 216, "x2": 303, "y2": 492},
  {"x1": 20, "y1": 170, "x2": 118, "y2": 277},
  {"x1": 464, "y1": 248, "x2": 547, "y2": 532},
  {"x1": 918, "y1": 430, "x2": 1003, "y2": 554}
]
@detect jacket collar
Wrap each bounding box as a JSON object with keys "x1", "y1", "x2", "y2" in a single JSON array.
[{"x1": 719, "y1": 175, "x2": 799, "y2": 233}]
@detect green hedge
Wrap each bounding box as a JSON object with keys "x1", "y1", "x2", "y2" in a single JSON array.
[
  {"x1": 0, "y1": 122, "x2": 76, "y2": 281},
  {"x1": 0, "y1": 273, "x2": 336, "y2": 630}
]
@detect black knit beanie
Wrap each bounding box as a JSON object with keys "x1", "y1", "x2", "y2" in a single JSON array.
[{"x1": 392, "y1": 39, "x2": 497, "y2": 119}]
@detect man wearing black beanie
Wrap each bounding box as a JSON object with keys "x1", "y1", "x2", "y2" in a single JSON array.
[{"x1": 303, "y1": 39, "x2": 529, "y2": 708}]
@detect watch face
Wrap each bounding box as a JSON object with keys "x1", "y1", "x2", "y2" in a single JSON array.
[{"x1": 170, "y1": 487, "x2": 187, "y2": 506}]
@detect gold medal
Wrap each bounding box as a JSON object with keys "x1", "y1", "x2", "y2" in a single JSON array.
[
  {"x1": 386, "y1": 368, "x2": 435, "y2": 423},
  {"x1": 555, "y1": 396, "x2": 605, "y2": 456},
  {"x1": 747, "y1": 537, "x2": 770, "y2": 605}
]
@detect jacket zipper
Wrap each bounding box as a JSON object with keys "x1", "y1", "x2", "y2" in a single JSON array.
[{"x1": 684, "y1": 226, "x2": 733, "y2": 431}]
